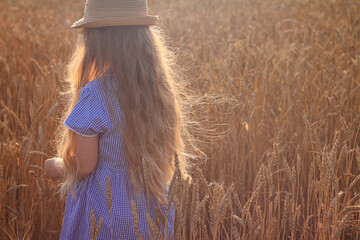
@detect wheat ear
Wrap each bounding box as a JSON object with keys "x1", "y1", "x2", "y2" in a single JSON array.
[
  {"x1": 155, "y1": 206, "x2": 165, "y2": 228},
  {"x1": 90, "y1": 209, "x2": 104, "y2": 240},
  {"x1": 94, "y1": 217, "x2": 104, "y2": 239},
  {"x1": 90, "y1": 209, "x2": 96, "y2": 240},
  {"x1": 106, "y1": 175, "x2": 113, "y2": 240},
  {"x1": 142, "y1": 158, "x2": 150, "y2": 213},
  {"x1": 146, "y1": 212, "x2": 162, "y2": 240},
  {"x1": 131, "y1": 200, "x2": 142, "y2": 240}
]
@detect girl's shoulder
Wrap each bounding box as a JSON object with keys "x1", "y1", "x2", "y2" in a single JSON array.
[
  {"x1": 64, "y1": 76, "x2": 116, "y2": 136},
  {"x1": 80, "y1": 77, "x2": 104, "y2": 95},
  {"x1": 80, "y1": 74, "x2": 116, "y2": 97}
]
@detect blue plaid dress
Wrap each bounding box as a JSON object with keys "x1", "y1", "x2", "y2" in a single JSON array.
[{"x1": 59, "y1": 76, "x2": 173, "y2": 239}]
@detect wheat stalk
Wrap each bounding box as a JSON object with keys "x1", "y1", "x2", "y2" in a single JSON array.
[
  {"x1": 190, "y1": 179, "x2": 199, "y2": 236},
  {"x1": 0, "y1": 165, "x2": 3, "y2": 189},
  {"x1": 356, "y1": 147, "x2": 360, "y2": 172}
]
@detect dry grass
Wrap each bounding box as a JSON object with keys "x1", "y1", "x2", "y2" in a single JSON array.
[{"x1": 1, "y1": 0, "x2": 360, "y2": 239}]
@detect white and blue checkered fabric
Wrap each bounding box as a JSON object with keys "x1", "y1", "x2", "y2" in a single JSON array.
[{"x1": 60, "y1": 76, "x2": 174, "y2": 239}]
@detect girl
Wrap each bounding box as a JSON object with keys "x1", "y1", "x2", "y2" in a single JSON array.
[{"x1": 44, "y1": 0, "x2": 189, "y2": 239}]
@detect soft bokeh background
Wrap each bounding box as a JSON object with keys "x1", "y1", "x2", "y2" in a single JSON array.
[{"x1": 0, "y1": 0, "x2": 359, "y2": 239}]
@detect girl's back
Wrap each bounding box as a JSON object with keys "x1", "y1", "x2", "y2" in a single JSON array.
[{"x1": 60, "y1": 76, "x2": 172, "y2": 239}]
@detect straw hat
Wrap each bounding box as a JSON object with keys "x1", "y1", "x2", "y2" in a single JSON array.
[{"x1": 72, "y1": 0, "x2": 158, "y2": 28}]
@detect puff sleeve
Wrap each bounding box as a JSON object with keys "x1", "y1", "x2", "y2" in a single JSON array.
[{"x1": 64, "y1": 86, "x2": 108, "y2": 137}]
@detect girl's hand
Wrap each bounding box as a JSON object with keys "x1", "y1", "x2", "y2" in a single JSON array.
[{"x1": 44, "y1": 157, "x2": 65, "y2": 180}]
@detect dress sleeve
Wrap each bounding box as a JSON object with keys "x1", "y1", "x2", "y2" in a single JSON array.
[{"x1": 64, "y1": 86, "x2": 108, "y2": 137}]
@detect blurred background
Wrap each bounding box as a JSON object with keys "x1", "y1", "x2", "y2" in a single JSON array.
[{"x1": 0, "y1": 0, "x2": 359, "y2": 239}]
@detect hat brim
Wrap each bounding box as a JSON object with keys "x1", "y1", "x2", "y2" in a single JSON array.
[{"x1": 71, "y1": 15, "x2": 158, "y2": 28}]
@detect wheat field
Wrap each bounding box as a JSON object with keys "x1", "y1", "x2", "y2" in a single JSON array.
[{"x1": 0, "y1": 0, "x2": 359, "y2": 239}]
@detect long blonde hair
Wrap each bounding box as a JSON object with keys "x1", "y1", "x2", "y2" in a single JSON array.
[{"x1": 57, "y1": 26, "x2": 189, "y2": 203}]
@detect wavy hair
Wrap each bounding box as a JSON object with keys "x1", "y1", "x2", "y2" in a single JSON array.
[{"x1": 57, "y1": 26, "x2": 190, "y2": 203}]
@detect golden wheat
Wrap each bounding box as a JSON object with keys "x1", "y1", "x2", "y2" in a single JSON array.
[
  {"x1": 1, "y1": 0, "x2": 359, "y2": 239},
  {"x1": 130, "y1": 200, "x2": 142, "y2": 240},
  {"x1": 106, "y1": 175, "x2": 113, "y2": 240}
]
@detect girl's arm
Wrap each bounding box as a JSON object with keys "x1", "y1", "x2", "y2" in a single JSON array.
[
  {"x1": 74, "y1": 133, "x2": 99, "y2": 180},
  {"x1": 44, "y1": 133, "x2": 99, "y2": 181}
]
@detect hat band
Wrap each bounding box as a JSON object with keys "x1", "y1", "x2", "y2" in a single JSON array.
[{"x1": 72, "y1": 15, "x2": 158, "y2": 28}]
